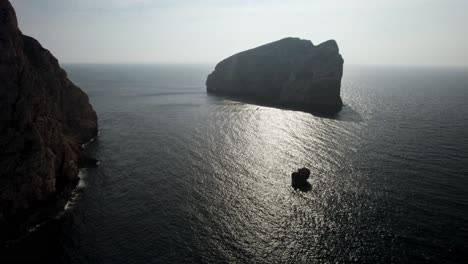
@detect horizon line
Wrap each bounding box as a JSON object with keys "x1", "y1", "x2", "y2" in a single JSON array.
[{"x1": 61, "y1": 62, "x2": 468, "y2": 68}]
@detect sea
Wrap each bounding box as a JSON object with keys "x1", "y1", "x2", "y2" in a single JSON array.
[{"x1": 1, "y1": 64, "x2": 468, "y2": 263}]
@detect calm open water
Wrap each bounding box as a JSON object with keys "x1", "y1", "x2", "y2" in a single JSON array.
[{"x1": 2, "y1": 64, "x2": 468, "y2": 263}]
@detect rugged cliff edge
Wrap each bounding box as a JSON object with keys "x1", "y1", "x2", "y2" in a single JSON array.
[
  {"x1": 0, "y1": 0, "x2": 97, "y2": 239},
  {"x1": 206, "y1": 37, "x2": 344, "y2": 114}
]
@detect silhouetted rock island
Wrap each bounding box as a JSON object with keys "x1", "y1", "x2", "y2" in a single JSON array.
[
  {"x1": 206, "y1": 37, "x2": 344, "y2": 115},
  {"x1": 291, "y1": 168, "x2": 311, "y2": 188},
  {"x1": 0, "y1": 0, "x2": 97, "y2": 239}
]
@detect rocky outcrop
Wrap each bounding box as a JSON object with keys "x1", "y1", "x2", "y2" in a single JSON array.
[
  {"x1": 0, "y1": 0, "x2": 97, "y2": 239},
  {"x1": 206, "y1": 37, "x2": 344, "y2": 114},
  {"x1": 291, "y1": 168, "x2": 311, "y2": 189}
]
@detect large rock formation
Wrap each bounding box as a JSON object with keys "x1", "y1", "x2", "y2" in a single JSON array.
[
  {"x1": 206, "y1": 37, "x2": 344, "y2": 114},
  {"x1": 0, "y1": 0, "x2": 97, "y2": 239}
]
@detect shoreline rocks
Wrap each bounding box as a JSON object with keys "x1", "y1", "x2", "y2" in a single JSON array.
[{"x1": 206, "y1": 37, "x2": 344, "y2": 115}]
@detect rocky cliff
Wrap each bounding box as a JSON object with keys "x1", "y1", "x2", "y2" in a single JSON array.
[
  {"x1": 206, "y1": 37, "x2": 344, "y2": 114},
  {"x1": 0, "y1": 0, "x2": 97, "y2": 239}
]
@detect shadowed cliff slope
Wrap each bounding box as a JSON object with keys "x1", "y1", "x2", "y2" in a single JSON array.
[
  {"x1": 206, "y1": 37, "x2": 344, "y2": 114},
  {"x1": 0, "y1": 0, "x2": 97, "y2": 239}
]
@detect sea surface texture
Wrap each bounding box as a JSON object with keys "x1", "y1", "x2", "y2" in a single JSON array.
[{"x1": 2, "y1": 64, "x2": 468, "y2": 263}]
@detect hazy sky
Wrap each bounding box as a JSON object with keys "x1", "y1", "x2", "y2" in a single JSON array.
[{"x1": 10, "y1": 0, "x2": 468, "y2": 65}]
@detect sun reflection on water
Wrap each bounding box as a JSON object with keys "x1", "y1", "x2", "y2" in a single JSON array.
[{"x1": 185, "y1": 98, "x2": 374, "y2": 262}]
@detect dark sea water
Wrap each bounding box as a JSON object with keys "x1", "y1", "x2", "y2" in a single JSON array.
[{"x1": 2, "y1": 64, "x2": 468, "y2": 263}]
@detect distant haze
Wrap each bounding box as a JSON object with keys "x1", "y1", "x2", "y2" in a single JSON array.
[{"x1": 10, "y1": 0, "x2": 468, "y2": 66}]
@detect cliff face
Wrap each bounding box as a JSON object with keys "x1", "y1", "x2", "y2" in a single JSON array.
[
  {"x1": 0, "y1": 0, "x2": 97, "y2": 238},
  {"x1": 206, "y1": 38, "x2": 344, "y2": 114}
]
